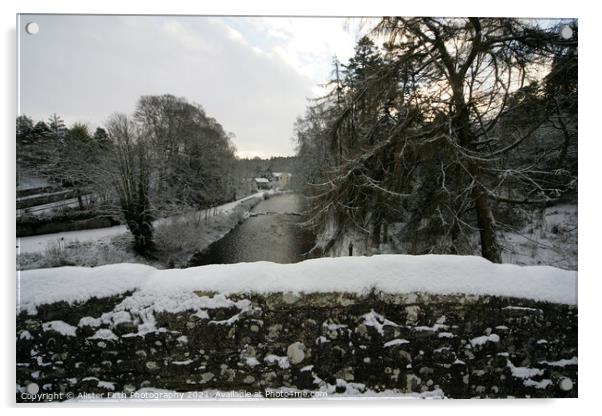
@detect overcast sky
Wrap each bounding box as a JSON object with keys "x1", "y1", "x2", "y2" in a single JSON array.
[{"x1": 18, "y1": 15, "x2": 373, "y2": 158}]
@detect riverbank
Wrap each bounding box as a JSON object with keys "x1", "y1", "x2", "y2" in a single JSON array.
[
  {"x1": 17, "y1": 192, "x2": 271, "y2": 271},
  {"x1": 17, "y1": 191, "x2": 269, "y2": 255}
]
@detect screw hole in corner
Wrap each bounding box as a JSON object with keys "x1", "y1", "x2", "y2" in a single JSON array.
[
  {"x1": 560, "y1": 25, "x2": 573, "y2": 40},
  {"x1": 25, "y1": 22, "x2": 39, "y2": 35}
]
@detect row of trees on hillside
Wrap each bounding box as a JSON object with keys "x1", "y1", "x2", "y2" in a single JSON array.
[
  {"x1": 17, "y1": 114, "x2": 109, "y2": 184},
  {"x1": 296, "y1": 18, "x2": 577, "y2": 262},
  {"x1": 17, "y1": 95, "x2": 238, "y2": 253},
  {"x1": 234, "y1": 156, "x2": 297, "y2": 180}
]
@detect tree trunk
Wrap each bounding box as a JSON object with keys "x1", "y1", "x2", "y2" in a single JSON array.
[
  {"x1": 451, "y1": 77, "x2": 502, "y2": 263},
  {"x1": 473, "y1": 183, "x2": 502, "y2": 263},
  {"x1": 372, "y1": 221, "x2": 382, "y2": 247},
  {"x1": 449, "y1": 219, "x2": 460, "y2": 255},
  {"x1": 76, "y1": 189, "x2": 84, "y2": 210}
]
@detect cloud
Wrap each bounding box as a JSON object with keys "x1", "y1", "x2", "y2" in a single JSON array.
[
  {"x1": 160, "y1": 20, "x2": 214, "y2": 53},
  {"x1": 243, "y1": 17, "x2": 360, "y2": 82},
  {"x1": 18, "y1": 15, "x2": 371, "y2": 156}
]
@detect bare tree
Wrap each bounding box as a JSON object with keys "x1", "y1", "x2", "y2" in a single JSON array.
[
  {"x1": 134, "y1": 94, "x2": 237, "y2": 211},
  {"x1": 105, "y1": 113, "x2": 154, "y2": 253}
]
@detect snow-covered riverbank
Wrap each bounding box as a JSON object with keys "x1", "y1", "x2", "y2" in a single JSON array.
[
  {"x1": 17, "y1": 191, "x2": 268, "y2": 255},
  {"x1": 316, "y1": 204, "x2": 578, "y2": 271},
  {"x1": 17, "y1": 192, "x2": 276, "y2": 270}
]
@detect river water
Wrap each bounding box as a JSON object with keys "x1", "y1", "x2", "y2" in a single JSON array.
[{"x1": 188, "y1": 193, "x2": 315, "y2": 266}]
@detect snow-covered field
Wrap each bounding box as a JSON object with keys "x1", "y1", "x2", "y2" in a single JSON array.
[
  {"x1": 16, "y1": 191, "x2": 268, "y2": 255},
  {"x1": 17, "y1": 254, "x2": 577, "y2": 315}
]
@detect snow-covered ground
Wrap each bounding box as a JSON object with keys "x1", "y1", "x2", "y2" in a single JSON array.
[
  {"x1": 17, "y1": 191, "x2": 268, "y2": 254},
  {"x1": 17, "y1": 254, "x2": 577, "y2": 314},
  {"x1": 16, "y1": 189, "x2": 72, "y2": 203},
  {"x1": 337, "y1": 204, "x2": 577, "y2": 271},
  {"x1": 17, "y1": 174, "x2": 49, "y2": 192},
  {"x1": 500, "y1": 204, "x2": 578, "y2": 270},
  {"x1": 17, "y1": 196, "x2": 91, "y2": 217}
]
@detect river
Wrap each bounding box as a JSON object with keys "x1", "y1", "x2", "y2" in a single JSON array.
[{"x1": 188, "y1": 193, "x2": 315, "y2": 266}]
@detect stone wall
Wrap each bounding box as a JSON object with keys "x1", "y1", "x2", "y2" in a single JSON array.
[{"x1": 16, "y1": 291, "x2": 577, "y2": 401}]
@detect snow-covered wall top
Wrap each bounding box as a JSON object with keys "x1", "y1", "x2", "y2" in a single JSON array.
[{"x1": 18, "y1": 255, "x2": 577, "y2": 314}]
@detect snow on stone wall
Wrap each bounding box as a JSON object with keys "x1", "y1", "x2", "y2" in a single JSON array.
[
  {"x1": 16, "y1": 290, "x2": 577, "y2": 401},
  {"x1": 18, "y1": 255, "x2": 577, "y2": 315}
]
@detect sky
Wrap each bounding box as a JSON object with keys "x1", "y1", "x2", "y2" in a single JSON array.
[{"x1": 18, "y1": 15, "x2": 373, "y2": 158}]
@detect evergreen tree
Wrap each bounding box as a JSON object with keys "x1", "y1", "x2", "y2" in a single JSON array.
[
  {"x1": 48, "y1": 113, "x2": 66, "y2": 140},
  {"x1": 297, "y1": 18, "x2": 578, "y2": 262},
  {"x1": 92, "y1": 127, "x2": 112, "y2": 149}
]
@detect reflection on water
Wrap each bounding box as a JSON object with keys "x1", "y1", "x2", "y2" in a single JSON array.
[{"x1": 188, "y1": 193, "x2": 315, "y2": 266}]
